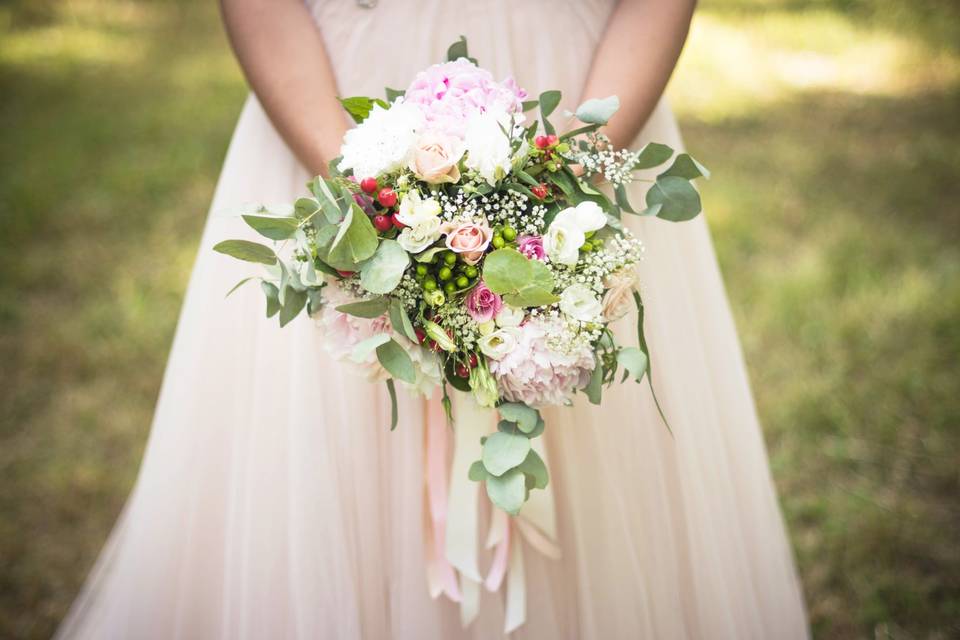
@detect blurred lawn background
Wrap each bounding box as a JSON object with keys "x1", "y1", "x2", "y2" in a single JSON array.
[{"x1": 1, "y1": 0, "x2": 958, "y2": 638}]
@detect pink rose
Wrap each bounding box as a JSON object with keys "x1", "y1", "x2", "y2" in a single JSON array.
[
  {"x1": 441, "y1": 220, "x2": 493, "y2": 265},
  {"x1": 516, "y1": 235, "x2": 545, "y2": 260},
  {"x1": 409, "y1": 132, "x2": 463, "y2": 184},
  {"x1": 464, "y1": 281, "x2": 503, "y2": 323}
]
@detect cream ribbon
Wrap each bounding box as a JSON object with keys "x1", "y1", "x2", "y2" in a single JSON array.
[{"x1": 423, "y1": 392, "x2": 560, "y2": 634}]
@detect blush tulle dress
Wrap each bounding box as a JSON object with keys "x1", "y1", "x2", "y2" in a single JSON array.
[{"x1": 55, "y1": 0, "x2": 809, "y2": 638}]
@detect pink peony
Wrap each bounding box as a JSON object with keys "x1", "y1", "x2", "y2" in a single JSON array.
[
  {"x1": 441, "y1": 220, "x2": 493, "y2": 265},
  {"x1": 404, "y1": 59, "x2": 527, "y2": 139},
  {"x1": 464, "y1": 281, "x2": 503, "y2": 323},
  {"x1": 516, "y1": 235, "x2": 545, "y2": 260},
  {"x1": 488, "y1": 317, "x2": 596, "y2": 408}
]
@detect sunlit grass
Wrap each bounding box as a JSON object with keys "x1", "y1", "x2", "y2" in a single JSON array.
[{"x1": 1, "y1": 1, "x2": 958, "y2": 639}]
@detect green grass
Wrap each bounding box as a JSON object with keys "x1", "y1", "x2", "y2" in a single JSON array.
[{"x1": 1, "y1": 1, "x2": 958, "y2": 638}]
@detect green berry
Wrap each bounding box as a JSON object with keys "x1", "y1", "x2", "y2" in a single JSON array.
[
  {"x1": 444, "y1": 252, "x2": 457, "y2": 266},
  {"x1": 502, "y1": 226, "x2": 517, "y2": 241},
  {"x1": 464, "y1": 265, "x2": 478, "y2": 279},
  {"x1": 423, "y1": 278, "x2": 437, "y2": 291},
  {"x1": 438, "y1": 266, "x2": 453, "y2": 281},
  {"x1": 456, "y1": 276, "x2": 469, "y2": 288},
  {"x1": 492, "y1": 236, "x2": 506, "y2": 249},
  {"x1": 581, "y1": 241, "x2": 594, "y2": 252},
  {"x1": 416, "y1": 264, "x2": 428, "y2": 276},
  {"x1": 444, "y1": 282, "x2": 457, "y2": 295}
]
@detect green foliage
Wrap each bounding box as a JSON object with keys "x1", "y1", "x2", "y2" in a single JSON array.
[
  {"x1": 335, "y1": 296, "x2": 389, "y2": 318},
  {"x1": 241, "y1": 214, "x2": 299, "y2": 241},
  {"x1": 645, "y1": 176, "x2": 703, "y2": 222},
  {"x1": 337, "y1": 96, "x2": 389, "y2": 124},
  {"x1": 212, "y1": 240, "x2": 277, "y2": 265},
  {"x1": 483, "y1": 248, "x2": 559, "y2": 307},
  {"x1": 574, "y1": 95, "x2": 620, "y2": 125},
  {"x1": 446, "y1": 36, "x2": 477, "y2": 64},
  {"x1": 481, "y1": 431, "x2": 531, "y2": 476},
  {"x1": 325, "y1": 203, "x2": 379, "y2": 270},
  {"x1": 359, "y1": 239, "x2": 409, "y2": 294},
  {"x1": 375, "y1": 338, "x2": 416, "y2": 384}
]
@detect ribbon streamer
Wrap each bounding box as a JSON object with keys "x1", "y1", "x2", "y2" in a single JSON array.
[{"x1": 423, "y1": 392, "x2": 561, "y2": 634}]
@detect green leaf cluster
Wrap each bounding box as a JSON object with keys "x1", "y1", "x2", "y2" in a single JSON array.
[
  {"x1": 482, "y1": 248, "x2": 559, "y2": 307},
  {"x1": 468, "y1": 403, "x2": 549, "y2": 515}
]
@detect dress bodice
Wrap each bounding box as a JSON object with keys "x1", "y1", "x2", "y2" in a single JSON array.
[{"x1": 303, "y1": 0, "x2": 617, "y2": 108}]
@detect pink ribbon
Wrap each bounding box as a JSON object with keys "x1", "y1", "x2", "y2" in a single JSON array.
[{"x1": 423, "y1": 396, "x2": 461, "y2": 601}]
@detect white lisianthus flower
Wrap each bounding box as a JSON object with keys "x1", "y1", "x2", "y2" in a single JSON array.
[
  {"x1": 552, "y1": 201, "x2": 607, "y2": 234},
  {"x1": 463, "y1": 109, "x2": 514, "y2": 185},
  {"x1": 397, "y1": 217, "x2": 442, "y2": 253},
  {"x1": 477, "y1": 319, "x2": 497, "y2": 336},
  {"x1": 337, "y1": 101, "x2": 424, "y2": 179},
  {"x1": 395, "y1": 190, "x2": 442, "y2": 228},
  {"x1": 559, "y1": 284, "x2": 603, "y2": 322},
  {"x1": 495, "y1": 305, "x2": 524, "y2": 328},
  {"x1": 544, "y1": 201, "x2": 608, "y2": 266},
  {"x1": 478, "y1": 327, "x2": 521, "y2": 360},
  {"x1": 543, "y1": 221, "x2": 585, "y2": 266}
]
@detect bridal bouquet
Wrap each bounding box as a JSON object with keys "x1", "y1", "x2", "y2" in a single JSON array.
[{"x1": 215, "y1": 38, "x2": 707, "y2": 516}]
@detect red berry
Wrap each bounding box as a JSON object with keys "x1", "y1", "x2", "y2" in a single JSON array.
[
  {"x1": 377, "y1": 187, "x2": 397, "y2": 208},
  {"x1": 414, "y1": 328, "x2": 427, "y2": 344},
  {"x1": 336, "y1": 270, "x2": 355, "y2": 278},
  {"x1": 455, "y1": 363, "x2": 470, "y2": 378},
  {"x1": 545, "y1": 134, "x2": 559, "y2": 147},
  {"x1": 468, "y1": 354, "x2": 478, "y2": 368},
  {"x1": 373, "y1": 215, "x2": 392, "y2": 232},
  {"x1": 534, "y1": 135, "x2": 550, "y2": 149},
  {"x1": 531, "y1": 183, "x2": 548, "y2": 199},
  {"x1": 391, "y1": 213, "x2": 406, "y2": 229},
  {"x1": 428, "y1": 339, "x2": 440, "y2": 352},
  {"x1": 360, "y1": 177, "x2": 378, "y2": 194}
]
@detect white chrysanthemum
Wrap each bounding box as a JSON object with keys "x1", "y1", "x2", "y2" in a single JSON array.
[
  {"x1": 337, "y1": 101, "x2": 424, "y2": 179},
  {"x1": 489, "y1": 316, "x2": 595, "y2": 408}
]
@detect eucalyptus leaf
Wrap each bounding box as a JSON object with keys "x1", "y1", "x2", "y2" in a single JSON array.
[
  {"x1": 661, "y1": 153, "x2": 711, "y2": 180},
  {"x1": 335, "y1": 296, "x2": 389, "y2": 318},
  {"x1": 261, "y1": 281, "x2": 281, "y2": 318},
  {"x1": 617, "y1": 346, "x2": 649, "y2": 383},
  {"x1": 646, "y1": 176, "x2": 702, "y2": 222},
  {"x1": 483, "y1": 248, "x2": 531, "y2": 294},
  {"x1": 632, "y1": 142, "x2": 674, "y2": 171},
  {"x1": 446, "y1": 35, "x2": 475, "y2": 63},
  {"x1": 213, "y1": 240, "x2": 277, "y2": 265},
  {"x1": 326, "y1": 203, "x2": 379, "y2": 270},
  {"x1": 388, "y1": 299, "x2": 419, "y2": 343},
  {"x1": 242, "y1": 215, "x2": 300, "y2": 240},
  {"x1": 482, "y1": 431, "x2": 531, "y2": 477},
  {"x1": 351, "y1": 333, "x2": 391, "y2": 363},
  {"x1": 415, "y1": 246, "x2": 446, "y2": 263},
  {"x1": 294, "y1": 197, "x2": 320, "y2": 220},
  {"x1": 360, "y1": 239, "x2": 410, "y2": 294},
  {"x1": 485, "y1": 469, "x2": 526, "y2": 515},
  {"x1": 521, "y1": 99, "x2": 539, "y2": 112},
  {"x1": 309, "y1": 177, "x2": 344, "y2": 224},
  {"x1": 539, "y1": 90, "x2": 562, "y2": 118},
  {"x1": 584, "y1": 357, "x2": 603, "y2": 405},
  {"x1": 278, "y1": 287, "x2": 307, "y2": 327},
  {"x1": 226, "y1": 277, "x2": 255, "y2": 298},
  {"x1": 498, "y1": 403, "x2": 540, "y2": 433},
  {"x1": 575, "y1": 95, "x2": 620, "y2": 125},
  {"x1": 468, "y1": 460, "x2": 488, "y2": 481},
  {"x1": 376, "y1": 338, "x2": 416, "y2": 384},
  {"x1": 385, "y1": 87, "x2": 405, "y2": 102},
  {"x1": 337, "y1": 96, "x2": 389, "y2": 124},
  {"x1": 516, "y1": 449, "x2": 549, "y2": 490}
]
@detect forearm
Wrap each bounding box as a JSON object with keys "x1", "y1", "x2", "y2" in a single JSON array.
[
  {"x1": 579, "y1": 0, "x2": 696, "y2": 148},
  {"x1": 220, "y1": 0, "x2": 347, "y2": 176}
]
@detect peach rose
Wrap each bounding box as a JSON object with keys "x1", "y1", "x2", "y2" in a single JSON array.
[
  {"x1": 408, "y1": 132, "x2": 464, "y2": 184},
  {"x1": 601, "y1": 267, "x2": 639, "y2": 321},
  {"x1": 441, "y1": 220, "x2": 493, "y2": 265}
]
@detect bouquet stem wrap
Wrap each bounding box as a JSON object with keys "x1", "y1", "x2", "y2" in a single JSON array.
[{"x1": 424, "y1": 393, "x2": 561, "y2": 633}]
